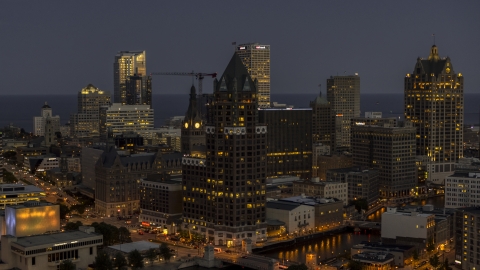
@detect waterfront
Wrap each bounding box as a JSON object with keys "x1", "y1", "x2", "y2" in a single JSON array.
[{"x1": 262, "y1": 231, "x2": 380, "y2": 264}]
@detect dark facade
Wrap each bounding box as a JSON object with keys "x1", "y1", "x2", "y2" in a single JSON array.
[
  {"x1": 326, "y1": 166, "x2": 379, "y2": 206},
  {"x1": 310, "y1": 93, "x2": 335, "y2": 149},
  {"x1": 258, "y1": 108, "x2": 312, "y2": 179},
  {"x1": 352, "y1": 122, "x2": 416, "y2": 199},
  {"x1": 454, "y1": 208, "x2": 480, "y2": 269},
  {"x1": 182, "y1": 53, "x2": 268, "y2": 245},
  {"x1": 404, "y1": 45, "x2": 464, "y2": 175},
  {"x1": 125, "y1": 75, "x2": 152, "y2": 107},
  {"x1": 181, "y1": 85, "x2": 205, "y2": 155}
]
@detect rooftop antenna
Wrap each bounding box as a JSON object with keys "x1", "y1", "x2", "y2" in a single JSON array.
[
  {"x1": 432, "y1": 33, "x2": 435, "y2": 45},
  {"x1": 318, "y1": 84, "x2": 322, "y2": 96},
  {"x1": 232, "y1": 41, "x2": 237, "y2": 51}
]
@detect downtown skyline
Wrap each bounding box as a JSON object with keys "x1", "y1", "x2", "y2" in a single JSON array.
[{"x1": 0, "y1": 1, "x2": 479, "y2": 96}]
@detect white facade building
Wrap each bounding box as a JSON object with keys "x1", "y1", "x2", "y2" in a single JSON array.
[
  {"x1": 381, "y1": 207, "x2": 435, "y2": 244},
  {"x1": 33, "y1": 102, "x2": 60, "y2": 136},
  {"x1": 100, "y1": 103, "x2": 154, "y2": 135},
  {"x1": 445, "y1": 172, "x2": 480, "y2": 208},
  {"x1": 266, "y1": 200, "x2": 315, "y2": 234}
]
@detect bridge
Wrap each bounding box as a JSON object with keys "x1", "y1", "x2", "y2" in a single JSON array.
[
  {"x1": 347, "y1": 220, "x2": 381, "y2": 230},
  {"x1": 215, "y1": 252, "x2": 280, "y2": 270}
]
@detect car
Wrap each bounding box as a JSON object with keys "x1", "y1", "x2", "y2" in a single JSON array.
[
  {"x1": 225, "y1": 250, "x2": 233, "y2": 253},
  {"x1": 241, "y1": 256, "x2": 248, "y2": 259},
  {"x1": 138, "y1": 230, "x2": 144, "y2": 235}
]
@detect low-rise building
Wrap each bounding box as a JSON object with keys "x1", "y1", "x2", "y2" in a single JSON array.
[
  {"x1": 0, "y1": 226, "x2": 102, "y2": 270},
  {"x1": 0, "y1": 184, "x2": 45, "y2": 209},
  {"x1": 266, "y1": 200, "x2": 315, "y2": 234},
  {"x1": 351, "y1": 241, "x2": 415, "y2": 267},
  {"x1": 381, "y1": 207, "x2": 435, "y2": 249},
  {"x1": 293, "y1": 179, "x2": 348, "y2": 205},
  {"x1": 445, "y1": 171, "x2": 480, "y2": 208},
  {"x1": 280, "y1": 195, "x2": 343, "y2": 231},
  {"x1": 351, "y1": 252, "x2": 394, "y2": 270}
]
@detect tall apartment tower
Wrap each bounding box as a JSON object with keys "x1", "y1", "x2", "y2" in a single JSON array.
[
  {"x1": 113, "y1": 51, "x2": 146, "y2": 104},
  {"x1": 351, "y1": 121, "x2": 416, "y2": 199},
  {"x1": 126, "y1": 74, "x2": 152, "y2": 107},
  {"x1": 33, "y1": 102, "x2": 60, "y2": 136},
  {"x1": 70, "y1": 84, "x2": 111, "y2": 137},
  {"x1": 182, "y1": 53, "x2": 268, "y2": 245},
  {"x1": 181, "y1": 85, "x2": 205, "y2": 155},
  {"x1": 327, "y1": 75, "x2": 360, "y2": 150},
  {"x1": 235, "y1": 43, "x2": 270, "y2": 108},
  {"x1": 310, "y1": 92, "x2": 335, "y2": 148},
  {"x1": 405, "y1": 45, "x2": 464, "y2": 183}
]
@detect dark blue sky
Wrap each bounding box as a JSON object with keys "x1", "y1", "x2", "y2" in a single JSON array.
[{"x1": 1, "y1": 1, "x2": 479, "y2": 95}]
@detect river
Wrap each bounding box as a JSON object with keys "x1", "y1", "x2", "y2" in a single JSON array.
[{"x1": 261, "y1": 196, "x2": 445, "y2": 264}]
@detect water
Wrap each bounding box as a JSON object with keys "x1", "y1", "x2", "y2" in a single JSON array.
[
  {"x1": 262, "y1": 232, "x2": 380, "y2": 264},
  {"x1": 1, "y1": 93, "x2": 479, "y2": 132}
]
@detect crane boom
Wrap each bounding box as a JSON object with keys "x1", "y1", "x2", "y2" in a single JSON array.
[{"x1": 150, "y1": 72, "x2": 217, "y2": 96}]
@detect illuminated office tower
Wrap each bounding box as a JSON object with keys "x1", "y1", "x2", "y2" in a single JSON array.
[
  {"x1": 404, "y1": 45, "x2": 464, "y2": 184},
  {"x1": 235, "y1": 43, "x2": 270, "y2": 108},
  {"x1": 70, "y1": 84, "x2": 111, "y2": 137},
  {"x1": 182, "y1": 53, "x2": 267, "y2": 245},
  {"x1": 113, "y1": 51, "x2": 146, "y2": 104},
  {"x1": 327, "y1": 75, "x2": 360, "y2": 150}
]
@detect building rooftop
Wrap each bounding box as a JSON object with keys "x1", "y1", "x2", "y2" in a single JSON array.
[
  {"x1": 13, "y1": 230, "x2": 101, "y2": 248},
  {"x1": 108, "y1": 240, "x2": 160, "y2": 253},
  {"x1": 353, "y1": 241, "x2": 415, "y2": 252},
  {"x1": 280, "y1": 196, "x2": 340, "y2": 206},
  {"x1": 266, "y1": 201, "x2": 304, "y2": 211},
  {"x1": 0, "y1": 184, "x2": 43, "y2": 194},
  {"x1": 352, "y1": 252, "x2": 394, "y2": 263}
]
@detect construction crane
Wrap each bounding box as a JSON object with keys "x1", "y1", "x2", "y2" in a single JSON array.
[{"x1": 150, "y1": 72, "x2": 217, "y2": 96}]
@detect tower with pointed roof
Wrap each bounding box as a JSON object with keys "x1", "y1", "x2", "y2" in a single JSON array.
[
  {"x1": 182, "y1": 53, "x2": 268, "y2": 245},
  {"x1": 181, "y1": 85, "x2": 205, "y2": 155},
  {"x1": 33, "y1": 102, "x2": 60, "y2": 136},
  {"x1": 404, "y1": 45, "x2": 464, "y2": 184}
]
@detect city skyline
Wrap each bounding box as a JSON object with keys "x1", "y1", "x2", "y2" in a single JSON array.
[{"x1": 1, "y1": 1, "x2": 479, "y2": 96}]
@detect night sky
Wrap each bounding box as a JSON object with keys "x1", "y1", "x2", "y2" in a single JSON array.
[{"x1": 1, "y1": 1, "x2": 479, "y2": 95}]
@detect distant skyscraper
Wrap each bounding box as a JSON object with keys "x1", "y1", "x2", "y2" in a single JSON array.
[
  {"x1": 113, "y1": 51, "x2": 146, "y2": 104},
  {"x1": 126, "y1": 74, "x2": 152, "y2": 107},
  {"x1": 310, "y1": 92, "x2": 335, "y2": 149},
  {"x1": 99, "y1": 103, "x2": 154, "y2": 137},
  {"x1": 70, "y1": 84, "x2": 111, "y2": 137},
  {"x1": 182, "y1": 53, "x2": 268, "y2": 245},
  {"x1": 404, "y1": 45, "x2": 464, "y2": 183},
  {"x1": 327, "y1": 75, "x2": 360, "y2": 150},
  {"x1": 235, "y1": 43, "x2": 270, "y2": 108},
  {"x1": 33, "y1": 102, "x2": 60, "y2": 136}
]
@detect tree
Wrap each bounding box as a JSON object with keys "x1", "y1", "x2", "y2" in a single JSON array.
[
  {"x1": 348, "y1": 260, "x2": 364, "y2": 270},
  {"x1": 91, "y1": 222, "x2": 120, "y2": 246},
  {"x1": 159, "y1": 243, "x2": 173, "y2": 262},
  {"x1": 429, "y1": 253, "x2": 440, "y2": 270},
  {"x1": 119, "y1": 227, "x2": 131, "y2": 243},
  {"x1": 65, "y1": 221, "x2": 83, "y2": 231},
  {"x1": 128, "y1": 249, "x2": 144, "y2": 270},
  {"x1": 94, "y1": 250, "x2": 113, "y2": 270},
  {"x1": 443, "y1": 258, "x2": 452, "y2": 270},
  {"x1": 286, "y1": 264, "x2": 308, "y2": 270},
  {"x1": 59, "y1": 204, "x2": 70, "y2": 220},
  {"x1": 412, "y1": 249, "x2": 419, "y2": 266},
  {"x1": 114, "y1": 252, "x2": 128, "y2": 270},
  {"x1": 145, "y1": 248, "x2": 157, "y2": 266},
  {"x1": 59, "y1": 260, "x2": 76, "y2": 270}
]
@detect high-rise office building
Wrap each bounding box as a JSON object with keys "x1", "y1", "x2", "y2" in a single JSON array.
[
  {"x1": 310, "y1": 92, "x2": 335, "y2": 148},
  {"x1": 181, "y1": 85, "x2": 205, "y2": 155},
  {"x1": 352, "y1": 121, "x2": 416, "y2": 199},
  {"x1": 405, "y1": 45, "x2": 464, "y2": 184},
  {"x1": 33, "y1": 102, "x2": 60, "y2": 136},
  {"x1": 99, "y1": 103, "x2": 154, "y2": 136},
  {"x1": 125, "y1": 74, "x2": 152, "y2": 107},
  {"x1": 258, "y1": 108, "x2": 312, "y2": 179},
  {"x1": 113, "y1": 51, "x2": 146, "y2": 104},
  {"x1": 182, "y1": 53, "x2": 268, "y2": 245},
  {"x1": 70, "y1": 84, "x2": 111, "y2": 137},
  {"x1": 235, "y1": 43, "x2": 270, "y2": 108},
  {"x1": 327, "y1": 75, "x2": 360, "y2": 150}
]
